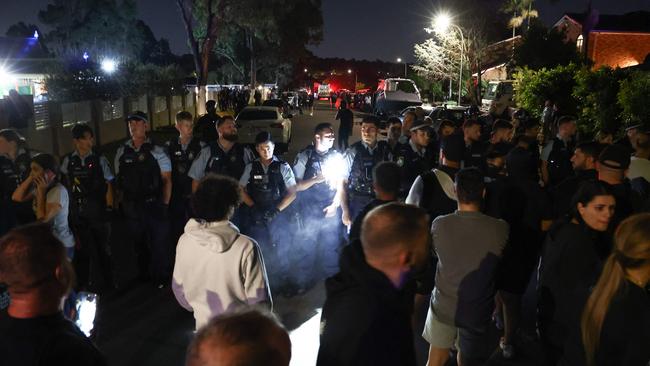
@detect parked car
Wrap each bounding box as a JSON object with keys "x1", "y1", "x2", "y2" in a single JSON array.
[
  {"x1": 429, "y1": 105, "x2": 469, "y2": 129},
  {"x1": 236, "y1": 106, "x2": 292, "y2": 153},
  {"x1": 262, "y1": 98, "x2": 290, "y2": 115}
]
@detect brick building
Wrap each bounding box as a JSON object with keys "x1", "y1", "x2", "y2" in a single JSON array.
[{"x1": 553, "y1": 11, "x2": 650, "y2": 69}]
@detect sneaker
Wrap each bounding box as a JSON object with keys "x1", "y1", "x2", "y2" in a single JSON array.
[{"x1": 499, "y1": 339, "x2": 515, "y2": 359}]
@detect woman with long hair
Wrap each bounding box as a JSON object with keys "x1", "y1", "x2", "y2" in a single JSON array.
[
  {"x1": 11, "y1": 153, "x2": 75, "y2": 258},
  {"x1": 561, "y1": 213, "x2": 650, "y2": 365},
  {"x1": 537, "y1": 180, "x2": 616, "y2": 365}
]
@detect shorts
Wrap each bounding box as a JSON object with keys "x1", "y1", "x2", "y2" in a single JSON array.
[{"x1": 422, "y1": 306, "x2": 492, "y2": 362}]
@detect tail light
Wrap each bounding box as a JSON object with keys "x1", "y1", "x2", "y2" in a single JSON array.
[{"x1": 270, "y1": 123, "x2": 283, "y2": 128}]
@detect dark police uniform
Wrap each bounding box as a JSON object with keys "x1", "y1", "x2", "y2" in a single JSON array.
[
  {"x1": 462, "y1": 141, "x2": 487, "y2": 172},
  {"x1": 165, "y1": 137, "x2": 204, "y2": 243},
  {"x1": 292, "y1": 146, "x2": 344, "y2": 285},
  {"x1": 240, "y1": 156, "x2": 296, "y2": 289},
  {"x1": 393, "y1": 139, "x2": 435, "y2": 198},
  {"x1": 542, "y1": 136, "x2": 575, "y2": 188},
  {"x1": 61, "y1": 150, "x2": 115, "y2": 290},
  {"x1": 0, "y1": 148, "x2": 35, "y2": 234},
  {"x1": 344, "y1": 140, "x2": 391, "y2": 221},
  {"x1": 115, "y1": 139, "x2": 172, "y2": 285}
]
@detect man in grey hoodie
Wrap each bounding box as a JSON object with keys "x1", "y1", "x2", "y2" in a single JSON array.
[{"x1": 172, "y1": 174, "x2": 271, "y2": 330}]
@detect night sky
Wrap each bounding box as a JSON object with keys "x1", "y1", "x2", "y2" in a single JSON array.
[{"x1": 2, "y1": 0, "x2": 650, "y2": 62}]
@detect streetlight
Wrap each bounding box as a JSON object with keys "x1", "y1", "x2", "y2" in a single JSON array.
[
  {"x1": 347, "y1": 69, "x2": 357, "y2": 92},
  {"x1": 100, "y1": 58, "x2": 117, "y2": 74},
  {"x1": 396, "y1": 58, "x2": 407, "y2": 78},
  {"x1": 431, "y1": 12, "x2": 464, "y2": 105},
  {"x1": 304, "y1": 68, "x2": 308, "y2": 73}
]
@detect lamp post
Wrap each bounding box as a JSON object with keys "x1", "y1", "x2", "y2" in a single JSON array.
[
  {"x1": 396, "y1": 58, "x2": 407, "y2": 78},
  {"x1": 432, "y1": 13, "x2": 464, "y2": 105},
  {"x1": 348, "y1": 68, "x2": 357, "y2": 92}
]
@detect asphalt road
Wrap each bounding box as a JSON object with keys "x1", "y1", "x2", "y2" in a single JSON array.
[{"x1": 93, "y1": 100, "x2": 542, "y2": 366}]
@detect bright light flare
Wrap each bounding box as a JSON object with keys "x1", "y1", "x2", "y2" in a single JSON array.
[
  {"x1": 0, "y1": 67, "x2": 15, "y2": 85},
  {"x1": 433, "y1": 12, "x2": 452, "y2": 33},
  {"x1": 397, "y1": 57, "x2": 402, "y2": 63},
  {"x1": 321, "y1": 152, "x2": 346, "y2": 188},
  {"x1": 74, "y1": 292, "x2": 98, "y2": 337},
  {"x1": 100, "y1": 59, "x2": 117, "y2": 74}
]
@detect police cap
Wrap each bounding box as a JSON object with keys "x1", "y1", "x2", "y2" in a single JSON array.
[
  {"x1": 126, "y1": 111, "x2": 149, "y2": 123},
  {"x1": 599, "y1": 144, "x2": 631, "y2": 170}
]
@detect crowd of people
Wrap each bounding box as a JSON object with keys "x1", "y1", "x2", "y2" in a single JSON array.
[{"x1": 0, "y1": 97, "x2": 649, "y2": 366}]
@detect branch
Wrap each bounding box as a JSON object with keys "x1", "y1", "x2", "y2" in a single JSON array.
[{"x1": 214, "y1": 48, "x2": 245, "y2": 76}]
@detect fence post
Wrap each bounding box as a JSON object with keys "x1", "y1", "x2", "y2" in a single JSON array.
[
  {"x1": 91, "y1": 100, "x2": 103, "y2": 147},
  {"x1": 48, "y1": 101, "x2": 62, "y2": 157}
]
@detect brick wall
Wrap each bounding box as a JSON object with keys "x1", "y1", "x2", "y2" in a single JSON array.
[{"x1": 588, "y1": 32, "x2": 650, "y2": 69}]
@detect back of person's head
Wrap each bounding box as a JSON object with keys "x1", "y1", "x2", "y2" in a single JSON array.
[
  {"x1": 0, "y1": 223, "x2": 74, "y2": 297},
  {"x1": 581, "y1": 213, "x2": 650, "y2": 366},
  {"x1": 192, "y1": 175, "x2": 242, "y2": 222},
  {"x1": 386, "y1": 116, "x2": 402, "y2": 127},
  {"x1": 506, "y1": 146, "x2": 536, "y2": 180},
  {"x1": 186, "y1": 308, "x2": 291, "y2": 366},
  {"x1": 339, "y1": 100, "x2": 347, "y2": 109},
  {"x1": 455, "y1": 167, "x2": 485, "y2": 205},
  {"x1": 372, "y1": 161, "x2": 401, "y2": 197},
  {"x1": 206, "y1": 100, "x2": 217, "y2": 110},
  {"x1": 32, "y1": 153, "x2": 59, "y2": 176},
  {"x1": 360, "y1": 202, "x2": 428, "y2": 262},
  {"x1": 71, "y1": 123, "x2": 94, "y2": 139}
]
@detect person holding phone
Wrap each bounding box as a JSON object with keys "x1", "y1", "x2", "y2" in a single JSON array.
[{"x1": 12, "y1": 153, "x2": 75, "y2": 259}]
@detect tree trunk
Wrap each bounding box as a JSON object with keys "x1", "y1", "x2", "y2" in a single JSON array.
[
  {"x1": 247, "y1": 32, "x2": 257, "y2": 89},
  {"x1": 197, "y1": 86, "x2": 207, "y2": 115}
]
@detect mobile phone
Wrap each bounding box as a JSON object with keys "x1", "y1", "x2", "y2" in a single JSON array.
[{"x1": 74, "y1": 291, "x2": 98, "y2": 337}]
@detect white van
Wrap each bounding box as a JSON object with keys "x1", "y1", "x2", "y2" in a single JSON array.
[
  {"x1": 373, "y1": 78, "x2": 421, "y2": 117},
  {"x1": 481, "y1": 80, "x2": 515, "y2": 115}
]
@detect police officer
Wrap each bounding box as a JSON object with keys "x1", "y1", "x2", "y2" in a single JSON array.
[
  {"x1": 165, "y1": 111, "x2": 204, "y2": 244},
  {"x1": 541, "y1": 116, "x2": 577, "y2": 188},
  {"x1": 193, "y1": 100, "x2": 220, "y2": 144},
  {"x1": 393, "y1": 119, "x2": 436, "y2": 198},
  {"x1": 188, "y1": 115, "x2": 254, "y2": 189},
  {"x1": 114, "y1": 111, "x2": 173, "y2": 288},
  {"x1": 240, "y1": 132, "x2": 297, "y2": 290},
  {"x1": 462, "y1": 119, "x2": 487, "y2": 172},
  {"x1": 293, "y1": 123, "x2": 344, "y2": 286},
  {"x1": 60, "y1": 123, "x2": 115, "y2": 291},
  {"x1": 0, "y1": 129, "x2": 35, "y2": 234}
]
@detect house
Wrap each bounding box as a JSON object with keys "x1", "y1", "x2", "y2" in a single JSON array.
[
  {"x1": 553, "y1": 10, "x2": 650, "y2": 69},
  {"x1": 0, "y1": 34, "x2": 53, "y2": 99}
]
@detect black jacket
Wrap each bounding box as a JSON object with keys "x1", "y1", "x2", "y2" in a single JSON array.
[{"x1": 317, "y1": 243, "x2": 417, "y2": 366}]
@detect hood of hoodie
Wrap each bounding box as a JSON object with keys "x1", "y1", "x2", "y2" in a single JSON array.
[{"x1": 182, "y1": 219, "x2": 241, "y2": 253}]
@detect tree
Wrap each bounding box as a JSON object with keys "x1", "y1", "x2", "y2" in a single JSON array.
[
  {"x1": 176, "y1": 0, "x2": 229, "y2": 113},
  {"x1": 514, "y1": 20, "x2": 581, "y2": 70},
  {"x1": 618, "y1": 70, "x2": 650, "y2": 127},
  {"x1": 38, "y1": 0, "x2": 146, "y2": 61},
  {"x1": 502, "y1": 0, "x2": 538, "y2": 36},
  {"x1": 513, "y1": 63, "x2": 580, "y2": 119},
  {"x1": 573, "y1": 66, "x2": 626, "y2": 136}
]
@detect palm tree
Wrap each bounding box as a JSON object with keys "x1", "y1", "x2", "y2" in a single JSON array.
[{"x1": 502, "y1": 0, "x2": 539, "y2": 37}]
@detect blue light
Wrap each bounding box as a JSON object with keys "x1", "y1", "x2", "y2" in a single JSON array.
[{"x1": 33, "y1": 30, "x2": 39, "y2": 39}]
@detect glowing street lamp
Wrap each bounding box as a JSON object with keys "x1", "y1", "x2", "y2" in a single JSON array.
[
  {"x1": 431, "y1": 12, "x2": 464, "y2": 105},
  {"x1": 396, "y1": 57, "x2": 407, "y2": 78},
  {"x1": 100, "y1": 59, "x2": 117, "y2": 74}
]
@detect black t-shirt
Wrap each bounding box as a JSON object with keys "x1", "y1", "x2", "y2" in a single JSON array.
[
  {"x1": 335, "y1": 109, "x2": 354, "y2": 131},
  {"x1": 560, "y1": 280, "x2": 650, "y2": 366},
  {"x1": 0, "y1": 310, "x2": 106, "y2": 366}
]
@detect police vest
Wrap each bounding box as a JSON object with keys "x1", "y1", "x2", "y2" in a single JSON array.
[
  {"x1": 0, "y1": 150, "x2": 32, "y2": 199},
  {"x1": 65, "y1": 152, "x2": 107, "y2": 219},
  {"x1": 247, "y1": 160, "x2": 287, "y2": 209},
  {"x1": 547, "y1": 137, "x2": 574, "y2": 187},
  {"x1": 302, "y1": 146, "x2": 337, "y2": 205},
  {"x1": 394, "y1": 142, "x2": 435, "y2": 193},
  {"x1": 205, "y1": 142, "x2": 247, "y2": 180},
  {"x1": 347, "y1": 141, "x2": 390, "y2": 196},
  {"x1": 167, "y1": 138, "x2": 202, "y2": 197},
  {"x1": 117, "y1": 143, "x2": 162, "y2": 202}
]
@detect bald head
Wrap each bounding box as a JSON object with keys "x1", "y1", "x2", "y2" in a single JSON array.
[
  {"x1": 360, "y1": 203, "x2": 429, "y2": 262},
  {"x1": 186, "y1": 309, "x2": 291, "y2": 366}
]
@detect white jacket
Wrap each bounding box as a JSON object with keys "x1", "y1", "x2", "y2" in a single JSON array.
[{"x1": 172, "y1": 219, "x2": 271, "y2": 329}]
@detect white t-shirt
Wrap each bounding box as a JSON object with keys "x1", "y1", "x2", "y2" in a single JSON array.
[
  {"x1": 628, "y1": 156, "x2": 650, "y2": 183},
  {"x1": 38, "y1": 183, "x2": 75, "y2": 248}
]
